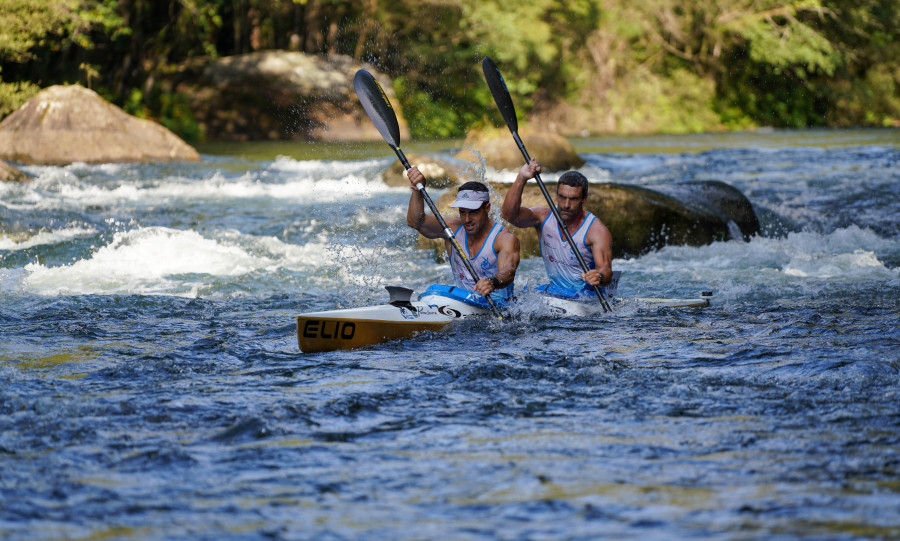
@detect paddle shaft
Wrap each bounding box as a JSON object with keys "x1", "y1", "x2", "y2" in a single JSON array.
[
  {"x1": 397, "y1": 150, "x2": 504, "y2": 319},
  {"x1": 510, "y1": 132, "x2": 612, "y2": 312}
]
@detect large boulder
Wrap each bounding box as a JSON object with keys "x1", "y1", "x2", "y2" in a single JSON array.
[
  {"x1": 417, "y1": 180, "x2": 759, "y2": 259},
  {"x1": 382, "y1": 153, "x2": 465, "y2": 188},
  {"x1": 175, "y1": 51, "x2": 408, "y2": 142},
  {"x1": 649, "y1": 180, "x2": 760, "y2": 241},
  {"x1": 454, "y1": 130, "x2": 585, "y2": 172},
  {"x1": 0, "y1": 85, "x2": 200, "y2": 165},
  {"x1": 1, "y1": 160, "x2": 29, "y2": 182}
]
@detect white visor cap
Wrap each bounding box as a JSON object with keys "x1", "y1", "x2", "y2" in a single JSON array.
[{"x1": 449, "y1": 189, "x2": 489, "y2": 209}]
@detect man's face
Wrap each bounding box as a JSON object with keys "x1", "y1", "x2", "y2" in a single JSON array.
[
  {"x1": 458, "y1": 204, "x2": 490, "y2": 235},
  {"x1": 556, "y1": 184, "x2": 585, "y2": 223}
]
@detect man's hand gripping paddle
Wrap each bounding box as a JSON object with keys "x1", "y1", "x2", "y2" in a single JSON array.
[
  {"x1": 353, "y1": 69, "x2": 505, "y2": 319},
  {"x1": 481, "y1": 57, "x2": 611, "y2": 312}
]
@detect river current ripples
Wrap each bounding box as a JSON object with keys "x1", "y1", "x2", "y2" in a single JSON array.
[{"x1": 1, "y1": 129, "x2": 899, "y2": 540}]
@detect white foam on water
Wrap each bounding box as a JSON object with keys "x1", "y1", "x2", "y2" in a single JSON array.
[
  {"x1": 614, "y1": 225, "x2": 898, "y2": 302},
  {"x1": 269, "y1": 155, "x2": 386, "y2": 176},
  {"x1": 782, "y1": 248, "x2": 888, "y2": 278},
  {"x1": 0, "y1": 226, "x2": 98, "y2": 251},
  {"x1": 0, "y1": 168, "x2": 79, "y2": 210},
  {"x1": 60, "y1": 172, "x2": 394, "y2": 207},
  {"x1": 23, "y1": 227, "x2": 272, "y2": 296},
  {"x1": 18, "y1": 225, "x2": 411, "y2": 297},
  {"x1": 57, "y1": 161, "x2": 129, "y2": 175},
  {"x1": 2, "y1": 159, "x2": 399, "y2": 211},
  {"x1": 620, "y1": 226, "x2": 896, "y2": 274},
  {"x1": 216, "y1": 229, "x2": 394, "y2": 276}
]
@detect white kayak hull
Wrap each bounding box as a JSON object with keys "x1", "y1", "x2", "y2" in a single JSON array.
[{"x1": 541, "y1": 294, "x2": 710, "y2": 317}]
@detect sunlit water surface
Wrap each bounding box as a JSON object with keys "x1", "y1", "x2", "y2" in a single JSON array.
[{"x1": 2, "y1": 129, "x2": 899, "y2": 540}]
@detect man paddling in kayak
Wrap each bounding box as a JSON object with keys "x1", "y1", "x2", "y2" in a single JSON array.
[
  {"x1": 406, "y1": 167, "x2": 520, "y2": 305},
  {"x1": 501, "y1": 159, "x2": 613, "y2": 301}
]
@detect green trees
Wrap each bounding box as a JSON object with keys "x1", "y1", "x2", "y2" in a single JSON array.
[
  {"x1": 0, "y1": 0, "x2": 123, "y2": 116},
  {"x1": 818, "y1": 0, "x2": 900, "y2": 127},
  {"x1": 1, "y1": 0, "x2": 896, "y2": 137},
  {"x1": 551, "y1": 0, "x2": 899, "y2": 132}
]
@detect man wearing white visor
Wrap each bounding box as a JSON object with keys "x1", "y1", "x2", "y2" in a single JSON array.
[{"x1": 406, "y1": 167, "x2": 520, "y2": 304}]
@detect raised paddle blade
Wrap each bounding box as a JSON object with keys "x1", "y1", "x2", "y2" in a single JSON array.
[
  {"x1": 482, "y1": 56, "x2": 519, "y2": 134},
  {"x1": 353, "y1": 69, "x2": 401, "y2": 147}
]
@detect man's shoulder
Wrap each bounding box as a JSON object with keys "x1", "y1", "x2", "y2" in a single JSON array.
[
  {"x1": 495, "y1": 226, "x2": 520, "y2": 246},
  {"x1": 586, "y1": 213, "x2": 610, "y2": 232},
  {"x1": 497, "y1": 225, "x2": 517, "y2": 238},
  {"x1": 531, "y1": 206, "x2": 552, "y2": 220},
  {"x1": 585, "y1": 214, "x2": 612, "y2": 244}
]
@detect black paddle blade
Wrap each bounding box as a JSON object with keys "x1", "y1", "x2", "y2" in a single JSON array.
[
  {"x1": 353, "y1": 69, "x2": 401, "y2": 147},
  {"x1": 482, "y1": 56, "x2": 519, "y2": 134}
]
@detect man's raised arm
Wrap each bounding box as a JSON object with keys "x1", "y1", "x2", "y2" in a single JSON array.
[
  {"x1": 406, "y1": 167, "x2": 445, "y2": 239},
  {"x1": 501, "y1": 159, "x2": 544, "y2": 228}
]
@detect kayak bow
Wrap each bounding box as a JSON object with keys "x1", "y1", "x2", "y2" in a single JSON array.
[{"x1": 297, "y1": 286, "x2": 490, "y2": 353}]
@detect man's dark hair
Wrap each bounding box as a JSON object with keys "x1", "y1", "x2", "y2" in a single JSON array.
[
  {"x1": 557, "y1": 171, "x2": 588, "y2": 199},
  {"x1": 458, "y1": 181, "x2": 489, "y2": 193}
]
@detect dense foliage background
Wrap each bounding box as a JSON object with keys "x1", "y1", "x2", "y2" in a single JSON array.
[{"x1": 1, "y1": 0, "x2": 898, "y2": 140}]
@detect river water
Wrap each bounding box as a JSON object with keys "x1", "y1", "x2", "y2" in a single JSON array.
[{"x1": 2, "y1": 129, "x2": 899, "y2": 540}]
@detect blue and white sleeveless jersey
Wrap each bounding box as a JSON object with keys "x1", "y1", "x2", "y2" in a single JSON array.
[
  {"x1": 539, "y1": 211, "x2": 596, "y2": 292},
  {"x1": 449, "y1": 222, "x2": 514, "y2": 300}
]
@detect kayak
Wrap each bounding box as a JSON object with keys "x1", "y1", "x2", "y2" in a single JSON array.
[
  {"x1": 541, "y1": 293, "x2": 710, "y2": 316},
  {"x1": 297, "y1": 285, "x2": 490, "y2": 353},
  {"x1": 537, "y1": 271, "x2": 711, "y2": 316},
  {"x1": 296, "y1": 278, "x2": 712, "y2": 353}
]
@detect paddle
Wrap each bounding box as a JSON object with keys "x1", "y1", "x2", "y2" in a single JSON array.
[
  {"x1": 481, "y1": 56, "x2": 611, "y2": 313},
  {"x1": 353, "y1": 69, "x2": 504, "y2": 319}
]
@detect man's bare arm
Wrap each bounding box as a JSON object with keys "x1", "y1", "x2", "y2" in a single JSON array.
[
  {"x1": 406, "y1": 166, "x2": 451, "y2": 239},
  {"x1": 493, "y1": 232, "x2": 520, "y2": 288},
  {"x1": 583, "y1": 221, "x2": 613, "y2": 286},
  {"x1": 474, "y1": 231, "x2": 520, "y2": 297},
  {"x1": 501, "y1": 159, "x2": 544, "y2": 228}
]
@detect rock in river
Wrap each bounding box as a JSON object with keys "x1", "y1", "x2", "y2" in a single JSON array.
[
  {"x1": 417, "y1": 180, "x2": 760, "y2": 259},
  {"x1": 455, "y1": 131, "x2": 585, "y2": 172},
  {"x1": 383, "y1": 154, "x2": 465, "y2": 189},
  {"x1": 0, "y1": 85, "x2": 200, "y2": 165},
  {"x1": 1, "y1": 160, "x2": 29, "y2": 182},
  {"x1": 176, "y1": 50, "x2": 408, "y2": 142}
]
